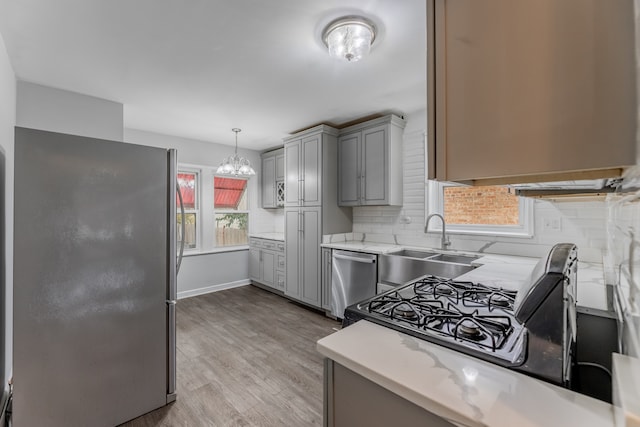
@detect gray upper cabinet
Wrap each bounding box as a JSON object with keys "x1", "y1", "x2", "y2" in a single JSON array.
[
  {"x1": 337, "y1": 132, "x2": 360, "y2": 206},
  {"x1": 338, "y1": 115, "x2": 405, "y2": 206},
  {"x1": 261, "y1": 148, "x2": 284, "y2": 209},
  {"x1": 284, "y1": 141, "x2": 301, "y2": 206},
  {"x1": 426, "y1": 0, "x2": 637, "y2": 185},
  {"x1": 285, "y1": 134, "x2": 322, "y2": 207}
]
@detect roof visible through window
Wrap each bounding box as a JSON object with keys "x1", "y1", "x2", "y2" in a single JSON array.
[{"x1": 214, "y1": 177, "x2": 247, "y2": 209}]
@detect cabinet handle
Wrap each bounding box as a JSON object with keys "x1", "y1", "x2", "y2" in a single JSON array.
[{"x1": 300, "y1": 211, "x2": 305, "y2": 234}]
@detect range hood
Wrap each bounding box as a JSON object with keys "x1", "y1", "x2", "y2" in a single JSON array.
[{"x1": 510, "y1": 179, "x2": 622, "y2": 199}]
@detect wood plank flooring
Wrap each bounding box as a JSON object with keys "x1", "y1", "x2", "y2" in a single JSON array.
[{"x1": 121, "y1": 285, "x2": 340, "y2": 427}]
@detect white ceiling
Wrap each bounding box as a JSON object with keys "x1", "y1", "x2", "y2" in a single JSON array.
[{"x1": 0, "y1": 0, "x2": 426, "y2": 150}]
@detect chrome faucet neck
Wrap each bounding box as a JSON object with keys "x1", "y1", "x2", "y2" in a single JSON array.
[{"x1": 425, "y1": 213, "x2": 451, "y2": 250}]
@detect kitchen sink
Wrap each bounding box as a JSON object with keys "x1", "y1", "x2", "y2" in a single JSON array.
[
  {"x1": 379, "y1": 254, "x2": 476, "y2": 286},
  {"x1": 386, "y1": 249, "x2": 440, "y2": 259},
  {"x1": 427, "y1": 253, "x2": 479, "y2": 265}
]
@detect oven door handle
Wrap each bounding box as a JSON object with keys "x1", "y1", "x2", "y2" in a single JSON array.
[{"x1": 332, "y1": 254, "x2": 376, "y2": 263}]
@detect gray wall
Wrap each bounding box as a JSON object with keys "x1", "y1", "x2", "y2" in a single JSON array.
[
  {"x1": 0, "y1": 31, "x2": 15, "y2": 407},
  {"x1": 124, "y1": 128, "x2": 279, "y2": 298},
  {"x1": 16, "y1": 82, "x2": 123, "y2": 141}
]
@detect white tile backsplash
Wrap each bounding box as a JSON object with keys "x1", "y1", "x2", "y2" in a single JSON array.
[{"x1": 351, "y1": 109, "x2": 609, "y2": 264}]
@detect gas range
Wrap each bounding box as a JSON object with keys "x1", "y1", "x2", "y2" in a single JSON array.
[{"x1": 343, "y1": 243, "x2": 578, "y2": 387}]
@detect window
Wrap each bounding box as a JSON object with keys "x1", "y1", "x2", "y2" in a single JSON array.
[
  {"x1": 427, "y1": 181, "x2": 533, "y2": 237},
  {"x1": 177, "y1": 171, "x2": 198, "y2": 249},
  {"x1": 214, "y1": 176, "x2": 249, "y2": 247},
  {"x1": 176, "y1": 165, "x2": 252, "y2": 252}
]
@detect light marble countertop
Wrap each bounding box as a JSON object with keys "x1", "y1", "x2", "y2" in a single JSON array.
[
  {"x1": 317, "y1": 320, "x2": 614, "y2": 427},
  {"x1": 320, "y1": 240, "x2": 403, "y2": 254},
  {"x1": 320, "y1": 241, "x2": 610, "y2": 310},
  {"x1": 248, "y1": 232, "x2": 285, "y2": 241}
]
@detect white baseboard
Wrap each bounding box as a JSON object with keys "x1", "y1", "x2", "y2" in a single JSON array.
[{"x1": 177, "y1": 279, "x2": 251, "y2": 299}]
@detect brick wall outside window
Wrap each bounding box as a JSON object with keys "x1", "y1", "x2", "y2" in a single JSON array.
[{"x1": 444, "y1": 186, "x2": 519, "y2": 225}]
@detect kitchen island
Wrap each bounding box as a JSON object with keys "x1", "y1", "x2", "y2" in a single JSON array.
[{"x1": 317, "y1": 320, "x2": 614, "y2": 427}]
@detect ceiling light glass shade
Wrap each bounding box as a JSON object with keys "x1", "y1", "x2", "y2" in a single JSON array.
[
  {"x1": 216, "y1": 128, "x2": 256, "y2": 176},
  {"x1": 322, "y1": 16, "x2": 376, "y2": 62}
]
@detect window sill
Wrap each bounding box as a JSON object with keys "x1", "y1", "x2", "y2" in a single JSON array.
[{"x1": 182, "y1": 245, "x2": 249, "y2": 257}]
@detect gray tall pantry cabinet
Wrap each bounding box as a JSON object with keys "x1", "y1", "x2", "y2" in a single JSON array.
[{"x1": 284, "y1": 125, "x2": 352, "y2": 308}]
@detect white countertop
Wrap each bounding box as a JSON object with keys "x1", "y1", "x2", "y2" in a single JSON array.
[
  {"x1": 321, "y1": 241, "x2": 610, "y2": 310},
  {"x1": 320, "y1": 240, "x2": 402, "y2": 254},
  {"x1": 248, "y1": 232, "x2": 285, "y2": 241},
  {"x1": 317, "y1": 320, "x2": 614, "y2": 427}
]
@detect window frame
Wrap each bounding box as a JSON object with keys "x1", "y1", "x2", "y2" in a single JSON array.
[
  {"x1": 213, "y1": 175, "x2": 250, "y2": 247},
  {"x1": 177, "y1": 168, "x2": 201, "y2": 251},
  {"x1": 426, "y1": 180, "x2": 534, "y2": 238}
]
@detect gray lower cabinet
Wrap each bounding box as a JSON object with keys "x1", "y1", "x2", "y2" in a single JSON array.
[
  {"x1": 325, "y1": 360, "x2": 455, "y2": 427},
  {"x1": 285, "y1": 207, "x2": 321, "y2": 306},
  {"x1": 321, "y1": 248, "x2": 332, "y2": 311},
  {"x1": 338, "y1": 114, "x2": 405, "y2": 206},
  {"x1": 249, "y1": 237, "x2": 285, "y2": 291}
]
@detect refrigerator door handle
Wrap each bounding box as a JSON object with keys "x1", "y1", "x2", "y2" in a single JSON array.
[{"x1": 176, "y1": 183, "x2": 186, "y2": 274}]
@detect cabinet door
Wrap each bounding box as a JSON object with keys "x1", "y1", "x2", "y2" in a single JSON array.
[
  {"x1": 362, "y1": 124, "x2": 388, "y2": 205},
  {"x1": 301, "y1": 207, "x2": 321, "y2": 306},
  {"x1": 275, "y1": 153, "x2": 285, "y2": 181},
  {"x1": 249, "y1": 247, "x2": 261, "y2": 281},
  {"x1": 276, "y1": 270, "x2": 285, "y2": 291},
  {"x1": 338, "y1": 132, "x2": 361, "y2": 206},
  {"x1": 285, "y1": 140, "x2": 301, "y2": 206},
  {"x1": 261, "y1": 156, "x2": 276, "y2": 208},
  {"x1": 301, "y1": 134, "x2": 321, "y2": 206},
  {"x1": 261, "y1": 250, "x2": 276, "y2": 287},
  {"x1": 321, "y1": 248, "x2": 332, "y2": 311},
  {"x1": 284, "y1": 209, "x2": 300, "y2": 298},
  {"x1": 428, "y1": 0, "x2": 636, "y2": 183}
]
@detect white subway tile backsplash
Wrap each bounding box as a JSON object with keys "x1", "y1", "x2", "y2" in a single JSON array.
[{"x1": 349, "y1": 109, "x2": 608, "y2": 264}]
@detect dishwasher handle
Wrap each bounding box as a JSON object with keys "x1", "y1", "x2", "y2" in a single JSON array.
[{"x1": 332, "y1": 253, "x2": 377, "y2": 263}]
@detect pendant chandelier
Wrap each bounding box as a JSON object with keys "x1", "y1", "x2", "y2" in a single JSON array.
[{"x1": 216, "y1": 128, "x2": 256, "y2": 176}]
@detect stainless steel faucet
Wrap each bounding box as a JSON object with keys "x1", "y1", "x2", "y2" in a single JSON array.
[{"x1": 425, "y1": 213, "x2": 451, "y2": 250}]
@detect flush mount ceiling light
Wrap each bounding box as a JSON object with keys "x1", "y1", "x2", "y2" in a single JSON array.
[
  {"x1": 322, "y1": 15, "x2": 377, "y2": 62},
  {"x1": 216, "y1": 128, "x2": 256, "y2": 176}
]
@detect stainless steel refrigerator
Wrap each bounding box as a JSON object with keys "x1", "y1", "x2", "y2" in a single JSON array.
[{"x1": 13, "y1": 127, "x2": 177, "y2": 426}]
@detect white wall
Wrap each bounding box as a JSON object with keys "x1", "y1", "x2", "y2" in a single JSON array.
[
  {"x1": 124, "y1": 128, "x2": 282, "y2": 296},
  {"x1": 16, "y1": 82, "x2": 123, "y2": 141},
  {"x1": 0, "y1": 32, "x2": 15, "y2": 407},
  {"x1": 351, "y1": 109, "x2": 608, "y2": 264}
]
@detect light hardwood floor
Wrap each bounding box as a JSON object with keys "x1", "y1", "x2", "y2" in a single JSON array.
[{"x1": 121, "y1": 285, "x2": 340, "y2": 427}]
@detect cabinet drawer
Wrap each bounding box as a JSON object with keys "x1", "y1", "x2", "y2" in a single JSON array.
[
  {"x1": 262, "y1": 240, "x2": 277, "y2": 250},
  {"x1": 277, "y1": 255, "x2": 285, "y2": 270},
  {"x1": 276, "y1": 242, "x2": 285, "y2": 252},
  {"x1": 249, "y1": 238, "x2": 262, "y2": 248}
]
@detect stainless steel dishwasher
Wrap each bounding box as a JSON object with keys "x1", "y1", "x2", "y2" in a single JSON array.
[{"x1": 331, "y1": 250, "x2": 377, "y2": 319}]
